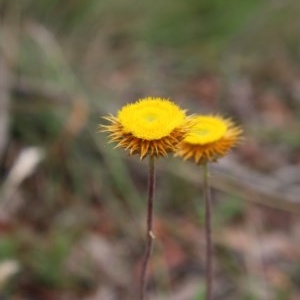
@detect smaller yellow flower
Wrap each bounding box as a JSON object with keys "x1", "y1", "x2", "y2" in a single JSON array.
[
  {"x1": 175, "y1": 115, "x2": 242, "y2": 164},
  {"x1": 101, "y1": 97, "x2": 191, "y2": 159}
]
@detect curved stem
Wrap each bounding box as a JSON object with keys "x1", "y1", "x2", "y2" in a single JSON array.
[
  {"x1": 140, "y1": 156, "x2": 156, "y2": 300},
  {"x1": 203, "y1": 163, "x2": 213, "y2": 300}
]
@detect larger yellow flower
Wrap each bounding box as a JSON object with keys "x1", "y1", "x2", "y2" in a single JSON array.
[
  {"x1": 101, "y1": 97, "x2": 190, "y2": 159},
  {"x1": 175, "y1": 115, "x2": 242, "y2": 164}
]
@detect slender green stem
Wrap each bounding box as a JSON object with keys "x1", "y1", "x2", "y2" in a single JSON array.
[
  {"x1": 140, "y1": 156, "x2": 156, "y2": 300},
  {"x1": 203, "y1": 163, "x2": 213, "y2": 300}
]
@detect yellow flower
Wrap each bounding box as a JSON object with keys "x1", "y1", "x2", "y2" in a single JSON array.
[
  {"x1": 101, "y1": 97, "x2": 190, "y2": 159},
  {"x1": 175, "y1": 115, "x2": 242, "y2": 164}
]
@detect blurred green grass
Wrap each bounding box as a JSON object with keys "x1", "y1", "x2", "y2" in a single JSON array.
[{"x1": 1, "y1": 0, "x2": 300, "y2": 299}]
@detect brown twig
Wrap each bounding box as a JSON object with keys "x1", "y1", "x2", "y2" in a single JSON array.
[
  {"x1": 140, "y1": 156, "x2": 156, "y2": 300},
  {"x1": 203, "y1": 163, "x2": 213, "y2": 300},
  {"x1": 167, "y1": 157, "x2": 300, "y2": 214}
]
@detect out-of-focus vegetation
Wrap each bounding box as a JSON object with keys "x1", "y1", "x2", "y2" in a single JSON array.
[{"x1": 1, "y1": 0, "x2": 300, "y2": 299}]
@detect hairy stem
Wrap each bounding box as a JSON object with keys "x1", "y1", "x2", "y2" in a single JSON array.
[
  {"x1": 140, "y1": 156, "x2": 156, "y2": 300},
  {"x1": 204, "y1": 163, "x2": 213, "y2": 300}
]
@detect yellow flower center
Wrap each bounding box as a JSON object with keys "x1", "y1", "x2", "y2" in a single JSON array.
[
  {"x1": 118, "y1": 97, "x2": 186, "y2": 140},
  {"x1": 185, "y1": 116, "x2": 227, "y2": 144}
]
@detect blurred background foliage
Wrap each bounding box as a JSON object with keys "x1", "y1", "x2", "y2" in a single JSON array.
[{"x1": 1, "y1": 0, "x2": 300, "y2": 299}]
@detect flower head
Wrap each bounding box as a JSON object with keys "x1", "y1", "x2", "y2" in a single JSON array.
[
  {"x1": 175, "y1": 115, "x2": 242, "y2": 164},
  {"x1": 101, "y1": 97, "x2": 190, "y2": 159}
]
